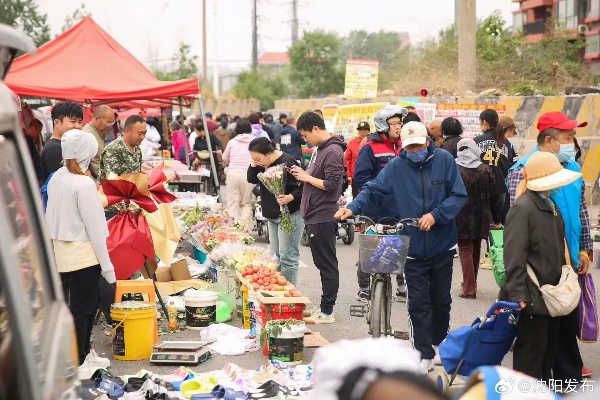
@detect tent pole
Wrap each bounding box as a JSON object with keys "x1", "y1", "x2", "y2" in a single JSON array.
[{"x1": 198, "y1": 93, "x2": 221, "y2": 201}]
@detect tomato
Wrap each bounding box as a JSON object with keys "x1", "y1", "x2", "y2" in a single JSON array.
[
  {"x1": 268, "y1": 285, "x2": 275, "y2": 291},
  {"x1": 252, "y1": 283, "x2": 259, "y2": 290},
  {"x1": 257, "y1": 279, "x2": 264, "y2": 286},
  {"x1": 252, "y1": 276, "x2": 259, "y2": 283},
  {"x1": 269, "y1": 277, "x2": 277, "y2": 284},
  {"x1": 252, "y1": 266, "x2": 259, "y2": 273}
]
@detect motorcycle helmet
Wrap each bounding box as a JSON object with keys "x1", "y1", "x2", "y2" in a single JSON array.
[{"x1": 373, "y1": 105, "x2": 408, "y2": 134}]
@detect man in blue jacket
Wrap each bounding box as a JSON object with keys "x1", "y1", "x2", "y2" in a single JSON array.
[
  {"x1": 353, "y1": 105, "x2": 406, "y2": 302},
  {"x1": 335, "y1": 121, "x2": 468, "y2": 374},
  {"x1": 279, "y1": 116, "x2": 306, "y2": 164}
]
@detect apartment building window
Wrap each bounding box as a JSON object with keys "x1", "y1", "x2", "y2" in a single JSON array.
[
  {"x1": 588, "y1": 0, "x2": 600, "y2": 19},
  {"x1": 513, "y1": 12, "x2": 526, "y2": 32},
  {"x1": 558, "y1": 0, "x2": 578, "y2": 29},
  {"x1": 586, "y1": 34, "x2": 600, "y2": 55}
]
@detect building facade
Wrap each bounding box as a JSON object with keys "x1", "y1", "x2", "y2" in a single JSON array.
[{"x1": 513, "y1": 0, "x2": 600, "y2": 78}]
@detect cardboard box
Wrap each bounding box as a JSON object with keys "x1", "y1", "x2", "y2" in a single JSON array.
[
  {"x1": 155, "y1": 267, "x2": 173, "y2": 282},
  {"x1": 171, "y1": 259, "x2": 192, "y2": 281}
]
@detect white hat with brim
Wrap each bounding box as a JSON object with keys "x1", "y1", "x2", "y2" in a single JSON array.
[
  {"x1": 401, "y1": 121, "x2": 428, "y2": 147},
  {"x1": 526, "y1": 168, "x2": 581, "y2": 192},
  {"x1": 402, "y1": 136, "x2": 427, "y2": 147}
]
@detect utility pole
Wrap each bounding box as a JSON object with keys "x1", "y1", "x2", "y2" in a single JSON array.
[
  {"x1": 291, "y1": 0, "x2": 298, "y2": 46},
  {"x1": 252, "y1": 0, "x2": 258, "y2": 69},
  {"x1": 457, "y1": 0, "x2": 476, "y2": 92},
  {"x1": 202, "y1": 0, "x2": 208, "y2": 83}
]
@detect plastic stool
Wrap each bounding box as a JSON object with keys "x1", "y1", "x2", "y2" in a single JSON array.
[{"x1": 114, "y1": 280, "x2": 158, "y2": 344}]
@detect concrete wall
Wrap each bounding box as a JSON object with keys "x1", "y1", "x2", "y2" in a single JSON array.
[{"x1": 275, "y1": 95, "x2": 600, "y2": 203}]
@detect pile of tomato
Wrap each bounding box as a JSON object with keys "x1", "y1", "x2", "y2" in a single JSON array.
[{"x1": 240, "y1": 265, "x2": 288, "y2": 291}]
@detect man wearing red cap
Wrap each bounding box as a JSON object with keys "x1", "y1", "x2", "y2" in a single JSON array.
[{"x1": 506, "y1": 111, "x2": 593, "y2": 382}]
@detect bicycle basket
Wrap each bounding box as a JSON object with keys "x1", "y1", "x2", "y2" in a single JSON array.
[{"x1": 358, "y1": 234, "x2": 410, "y2": 275}]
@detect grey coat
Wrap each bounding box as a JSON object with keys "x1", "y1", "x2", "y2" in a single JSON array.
[{"x1": 499, "y1": 190, "x2": 566, "y2": 316}]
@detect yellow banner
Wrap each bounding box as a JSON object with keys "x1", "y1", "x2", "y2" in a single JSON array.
[{"x1": 344, "y1": 59, "x2": 379, "y2": 99}]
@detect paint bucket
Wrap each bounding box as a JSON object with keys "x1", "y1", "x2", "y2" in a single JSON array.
[
  {"x1": 267, "y1": 323, "x2": 306, "y2": 366},
  {"x1": 110, "y1": 301, "x2": 156, "y2": 361},
  {"x1": 183, "y1": 290, "x2": 218, "y2": 330}
]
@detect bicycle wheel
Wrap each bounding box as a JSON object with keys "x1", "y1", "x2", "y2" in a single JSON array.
[{"x1": 371, "y1": 280, "x2": 385, "y2": 338}]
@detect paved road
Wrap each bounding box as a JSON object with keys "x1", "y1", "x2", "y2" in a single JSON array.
[{"x1": 92, "y1": 232, "x2": 600, "y2": 395}]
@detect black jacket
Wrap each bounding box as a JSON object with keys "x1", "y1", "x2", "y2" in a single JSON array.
[
  {"x1": 500, "y1": 190, "x2": 566, "y2": 316},
  {"x1": 473, "y1": 129, "x2": 518, "y2": 194},
  {"x1": 279, "y1": 126, "x2": 305, "y2": 161},
  {"x1": 440, "y1": 135, "x2": 461, "y2": 158},
  {"x1": 247, "y1": 152, "x2": 303, "y2": 219}
]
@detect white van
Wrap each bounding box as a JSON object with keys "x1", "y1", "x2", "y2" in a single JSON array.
[{"x1": 0, "y1": 24, "x2": 78, "y2": 400}]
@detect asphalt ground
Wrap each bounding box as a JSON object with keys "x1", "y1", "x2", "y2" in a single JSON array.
[{"x1": 91, "y1": 230, "x2": 600, "y2": 397}]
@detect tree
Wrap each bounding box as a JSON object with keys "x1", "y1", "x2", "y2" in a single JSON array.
[
  {"x1": 154, "y1": 42, "x2": 199, "y2": 81},
  {"x1": 233, "y1": 67, "x2": 289, "y2": 110},
  {"x1": 288, "y1": 30, "x2": 345, "y2": 97},
  {"x1": 61, "y1": 3, "x2": 92, "y2": 33},
  {"x1": 341, "y1": 30, "x2": 402, "y2": 68},
  {"x1": 0, "y1": 0, "x2": 51, "y2": 46}
]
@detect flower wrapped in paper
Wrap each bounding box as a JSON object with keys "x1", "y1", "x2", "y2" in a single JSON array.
[
  {"x1": 257, "y1": 164, "x2": 294, "y2": 233},
  {"x1": 98, "y1": 163, "x2": 177, "y2": 279}
]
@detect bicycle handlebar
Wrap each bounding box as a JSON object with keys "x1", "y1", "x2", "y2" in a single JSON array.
[{"x1": 356, "y1": 216, "x2": 420, "y2": 231}]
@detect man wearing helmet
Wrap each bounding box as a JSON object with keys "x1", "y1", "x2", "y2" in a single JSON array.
[
  {"x1": 353, "y1": 105, "x2": 407, "y2": 301},
  {"x1": 336, "y1": 121, "x2": 468, "y2": 374}
]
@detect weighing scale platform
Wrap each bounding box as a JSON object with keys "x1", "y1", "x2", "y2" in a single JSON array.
[{"x1": 150, "y1": 341, "x2": 212, "y2": 365}]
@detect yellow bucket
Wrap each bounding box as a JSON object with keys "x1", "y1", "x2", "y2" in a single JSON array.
[{"x1": 110, "y1": 301, "x2": 156, "y2": 361}]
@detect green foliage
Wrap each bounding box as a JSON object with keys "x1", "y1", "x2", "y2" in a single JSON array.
[
  {"x1": 154, "y1": 42, "x2": 199, "y2": 81},
  {"x1": 259, "y1": 318, "x2": 303, "y2": 348},
  {"x1": 0, "y1": 0, "x2": 51, "y2": 46},
  {"x1": 233, "y1": 67, "x2": 289, "y2": 110},
  {"x1": 61, "y1": 3, "x2": 91, "y2": 33},
  {"x1": 288, "y1": 30, "x2": 345, "y2": 97},
  {"x1": 340, "y1": 30, "x2": 401, "y2": 68},
  {"x1": 391, "y1": 9, "x2": 588, "y2": 95}
]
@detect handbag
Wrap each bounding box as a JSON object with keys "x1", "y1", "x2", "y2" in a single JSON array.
[
  {"x1": 578, "y1": 274, "x2": 599, "y2": 342},
  {"x1": 526, "y1": 240, "x2": 581, "y2": 317}
]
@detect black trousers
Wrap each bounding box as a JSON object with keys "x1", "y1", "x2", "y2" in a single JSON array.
[
  {"x1": 306, "y1": 222, "x2": 339, "y2": 315},
  {"x1": 553, "y1": 307, "x2": 583, "y2": 382},
  {"x1": 356, "y1": 264, "x2": 404, "y2": 290},
  {"x1": 405, "y1": 251, "x2": 454, "y2": 360},
  {"x1": 351, "y1": 182, "x2": 360, "y2": 199},
  {"x1": 513, "y1": 314, "x2": 560, "y2": 381},
  {"x1": 61, "y1": 265, "x2": 102, "y2": 365}
]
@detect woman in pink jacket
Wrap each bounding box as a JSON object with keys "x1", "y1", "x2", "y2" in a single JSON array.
[
  {"x1": 170, "y1": 121, "x2": 191, "y2": 163},
  {"x1": 222, "y1": 119, "x2": 259, "y2": 220}
]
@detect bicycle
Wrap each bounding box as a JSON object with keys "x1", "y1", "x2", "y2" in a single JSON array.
[{"x1": 349, "y1": 216, "x2": 419, "y2": 338}]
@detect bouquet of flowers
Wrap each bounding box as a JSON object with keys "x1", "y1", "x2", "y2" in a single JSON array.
[{"x1": 257, "y1": 164, "x2": 294, "y2": 233}]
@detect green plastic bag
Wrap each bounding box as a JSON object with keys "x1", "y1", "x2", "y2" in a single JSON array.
[
  {"x1": 489, "y1": 228, "x2": 505, "y2": 287},
  {"x1": 201, "y1": 283, "x2": 233, "y2": 323}
]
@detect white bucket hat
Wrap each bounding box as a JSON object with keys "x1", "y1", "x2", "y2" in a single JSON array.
[{"x1": 517, "y1": 152, "x2": 581, "y2": 197}]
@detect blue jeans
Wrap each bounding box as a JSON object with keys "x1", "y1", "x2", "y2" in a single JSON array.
[{"x1": 267, "y1": 211, "x2": 304, "y2": 285}]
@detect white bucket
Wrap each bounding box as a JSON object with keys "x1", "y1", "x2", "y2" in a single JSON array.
[
  {"x1": 183, "y1": 290, "x2": 218, "y2": 330},
  {"x1": 268, "y1": 323, "x2": 306, "y2": 366}
]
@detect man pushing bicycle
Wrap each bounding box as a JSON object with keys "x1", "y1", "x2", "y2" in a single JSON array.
[{"x1": 335, "y1": 121, "x2": 468, "y2": 375}]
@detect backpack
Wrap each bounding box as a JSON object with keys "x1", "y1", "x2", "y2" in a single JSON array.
[{"x1": 40, "y1": 171, "x2": 56, "y2": 212}]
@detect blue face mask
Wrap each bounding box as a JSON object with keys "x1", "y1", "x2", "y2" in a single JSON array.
[
  {"x1": 406, "y1": 147, "x2": 428, "y2": 163},
  {"x1": 555, "y1": 142, "x2": 575, "y2": 163}
]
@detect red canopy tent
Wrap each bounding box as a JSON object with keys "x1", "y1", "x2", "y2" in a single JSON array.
[{"x1": 5, "y1": 17, "x2": 199, "y2": 105}]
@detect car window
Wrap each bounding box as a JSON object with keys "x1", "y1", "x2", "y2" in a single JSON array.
[{"x1": 0, "y1": 135, "x2": 51, "y2": 377}]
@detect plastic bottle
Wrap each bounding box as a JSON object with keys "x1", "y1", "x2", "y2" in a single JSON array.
[{"x1": 168, "y1": 301, "x2": 178, "y2": 331}]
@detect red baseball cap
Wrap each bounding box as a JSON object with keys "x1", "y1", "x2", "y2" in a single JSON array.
[{"x1": 537, "y1": 112, "x2": 587, "y2": 132}]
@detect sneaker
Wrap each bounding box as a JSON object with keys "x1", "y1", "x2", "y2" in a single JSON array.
[
  {"x1": 433, "y1": 346, "x2": 442, "y2": 366},
  {"x1": 394, "y1": 288, "x2": 406, "y2": 302},
  {"x1": 304, "y1": 311, "x2": 335, "y2": 324},
  {"x1": 78, "y1": 361, "x2": 95, "y2": 381},
  {"x1": 303, "y1": 306, "x2": 319, "y2": 317},
  {"x1": 356, "y1": 288, "x2": 370, "y2": 302},
  {"x1": 420, "y1": 359, "x2": 435, "y2": 374},
  {"x1": 85, "y1": 349, "x2": 111, "y2": 369},
  {"x1": 582, "y1": 366, "x2": 593, "y2": 377}
]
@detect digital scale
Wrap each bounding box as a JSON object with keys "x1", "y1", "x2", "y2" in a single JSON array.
[{"x1": 150, "y1": 341, "x2": 212, "y2": 365}]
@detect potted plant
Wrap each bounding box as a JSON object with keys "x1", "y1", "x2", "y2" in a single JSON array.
[{"x1": 260, "y1": 318, "x2": 306, "y2": 364}]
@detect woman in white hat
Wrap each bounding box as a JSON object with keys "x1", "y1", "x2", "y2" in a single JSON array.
[
  {"x1": 500, "y1": 151, "x2": 581, "y2": 381},
  {"x1": 45, "y1": 129, "x2": 116, "y2": 379}
]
